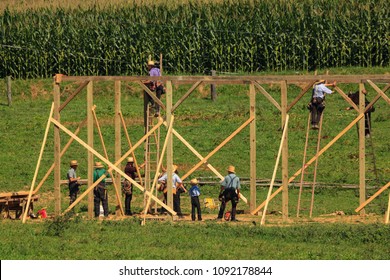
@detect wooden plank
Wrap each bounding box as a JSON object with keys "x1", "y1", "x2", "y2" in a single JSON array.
[
  {"x1": 170, "y1": 126, "x2": 223, "y2": 180},
  {"x1": 92, "y1": 106, "x2": 124, "y2": 216},
  {"x1": 114, "y1": 81, "x2": 122, "y2": 216},
  {"x1": 171, "y1": 81, "x2": 203, "y2": 112},
  {"x1": 366, "y1": 80, "x2": 390, "y2": 105},
  {"x1": 281, "y1": 80, "x2": 289, "y2": 220},
  {"x1": 358, "y1": 84, "x2": 366, "y2": 215},
  {"x1": 334, "y1": 86, "x2": 359, "y2": 112},
  {"x1": 136, "y1": 80, "x2": 166, "y2": 110},
  {"x1": 51, "y1": 117, "x2": 176, "y2": 216},
  {"x1": 386, "y1": 191, "x2": 390, "y2": 224},
  {"x1": 355, "y1": 182, "x2": 390, "y2": 213},
  {"x1": 166, "y1": 81, "x2": 173, "y2": 210},
  {"x1": 286, "y1": 81, "x2": 315, "y2": 112},
  {"x1": 249, "y1": 83, "x2": 256, "y2": 212},
  {"x1": 60, "y1": 75, "x2": 390, "y2": 84},
  {"x1": 119, "y1": 111, "x2": 143, "y2": 186},
  {"x1": 87, "y1": 81, "x2": 94, "y2": 218},
  {"x1": 59, "y1": 80, "x2": 89, "y2": 112},
  {"x1": 253, "y1": 113, "x2": 365, "y2": 212},
  {"x1": 53, "y1": 80, "x2": 61, "y2": 216},
  {"x1": 259, "y1": 115, "x2": 289, "y2": 223},
  {"x1": 254, "y1": 81, "x2": 281, "y2": 111},
  {"x1": 34, "y1": 119, "x2": 87, "y2": 194},
  {"x1": 22, "y1": 103, "x2": 54, "y2": 223},
  {"x1": 181, "y1": 116, "x2": 254, "y2": 181}
]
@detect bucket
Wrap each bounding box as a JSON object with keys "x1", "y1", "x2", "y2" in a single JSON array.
[{"x1": 37, "y1": 208, "x2": 47, "y2": 219}]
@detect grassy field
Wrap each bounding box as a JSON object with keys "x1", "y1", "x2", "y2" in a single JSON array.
[{"x1": 0, "y1": 68, "x2": 389, "y2": 260}]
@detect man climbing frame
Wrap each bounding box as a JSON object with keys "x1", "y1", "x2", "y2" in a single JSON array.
[{"x1": 308, "y1": 80, "x2": 336, "y2": 129}]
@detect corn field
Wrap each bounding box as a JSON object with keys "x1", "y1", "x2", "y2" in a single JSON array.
[{"x1": 0, "y1": 0, "x2": 389, "y2": 78}]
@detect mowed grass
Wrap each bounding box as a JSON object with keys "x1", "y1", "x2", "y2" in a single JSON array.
[
  {"x1": 0, "y1": 69, "x2": 389, "y2": 260},
  {"x1": 1, "y1": 218, "x2": 390, "y2": 260}
]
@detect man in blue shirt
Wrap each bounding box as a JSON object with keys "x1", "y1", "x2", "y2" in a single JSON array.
[
  {"x1": 308, "y1": 80, "x2": 336, "y2": 129},
  {"x1": 217, "y1": 165, "x2": 240, "y2": 221},
  {"x1": 158, "y1": 165, "x2": 186, "y2": 218},
  {"x1": 189, "y1": 178, "x2": 202, "y2": 221}
]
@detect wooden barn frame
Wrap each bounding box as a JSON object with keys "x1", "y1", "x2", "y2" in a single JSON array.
[{"x1": 21, "y1": 74, "x2": 390, "y2": 224}]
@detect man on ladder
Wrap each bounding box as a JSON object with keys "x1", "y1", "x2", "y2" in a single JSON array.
[
  {"x1": 308, "y1": 79, "x2": 336, "y2": 129},
  {"x1": 143, "y1": 60, "x2": 164, "y2": 128}
]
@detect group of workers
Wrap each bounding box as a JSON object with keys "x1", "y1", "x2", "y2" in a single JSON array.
[
  {"x1": 66, "y1": 60, "x2": 376, "y2": 221},
  {"x1": 67, "y1": 159, "x2": 241, "y2": 222}
]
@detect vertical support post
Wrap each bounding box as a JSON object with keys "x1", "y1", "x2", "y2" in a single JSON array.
[
  {"x1": 249, "y1": 83, "x2": 256, "y2": 212},
  {"x1": 281, "y1": 80, "x2": 289, "y2": 220},
  {"x1": 359, "y1": 82, "x2": 366, "y2": 215},
  {"x1": 115, "y1": 81, "x2": 122, "y2": 216},
  {"x1": 160, "y1": 53, "x2": 163, "y2": 75},
  {"x1": 53, "y1": 77, "x2": 61, "y2": 216},
  {"x1": 87, "y1": 81, "x2": 94, "y2": 218},
  {"x1": 6, "y1": 76, "x2": 12, "y2": 106},
  {"x1": 166, "y1": 80, "x2": 174, "y2": 211},
  {"x1": 211, "y1": 70, "x2": 217, "y2": 101}
]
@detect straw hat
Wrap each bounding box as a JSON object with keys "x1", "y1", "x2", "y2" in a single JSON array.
[
  {"x1": 94, "y1": 161, "x2": 104, "y2": 168},
  {"x1": 314, "y1": 79, "x2": 325, "y2": 85},
  {"x1": 70, "y1": 160, "x2": 78, "y2": 167},
  {"x1": 147, "y1": 60, "x2": 155, "y2": 66},
  {"x1": 227, "y1": 165, "x2": 235, "y2": 173},
  {"x1": 127, "y1": 157, "x2": 134, "y2": 163},
  {"x1": 190, "y1": 178, "x2": 198, "y2": 185}
]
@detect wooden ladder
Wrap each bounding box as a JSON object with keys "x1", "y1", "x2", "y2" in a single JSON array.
[
  {"x1": 144, "y1": 104, "x2": 161, "y2": 213},
  {"x1": 297, "y1": 112, "x2": 323, "y2": 217}
]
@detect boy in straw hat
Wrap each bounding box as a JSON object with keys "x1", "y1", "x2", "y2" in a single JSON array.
[
  {"x1": 308, "y1": 79, "x2": 336, "y2": 129},
  {"x1": 189, "y1": 178, "x2": 202, "y2": 221},
  {"x1": 93, "y1": 161, "x2": 110, "y2": 218},
  {"x1": 123, "y1": 157, "x2": 137, "y2": 215},
  {"x1": 217, "y1": 165, "x2": 241, "y2": 221},
  {"x1": 67, "y1": 160, "x2": 81, "y2": 206}
]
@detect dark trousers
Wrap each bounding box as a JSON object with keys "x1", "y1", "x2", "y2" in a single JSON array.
[
  {"x1": 69, "y1": 183, "x2": 79, "y2": 205},
  {"x1": 218, "y1": 188, "x2": 238, "y2": 221},
  {"x1": 310, "y1": 97, "x2": 324, "y2": 125},
  {"x1": 124, "y1": 193, "x2": 133, "y2": 215},
  {"x1": 173, "y1": 192, "x2": 182, "y2": 216},
  {"x1": 191, "y1": 196, "x2": 202, "y2": 221},
  {"x1": 94, "y1": 184, "x2": 108, "y2": 217},
  {"x1": 365, "y1": 112, "x2": 372, "y2": 136},
  {"x1": 143, "y1": 85, "x2": 163, "y2": 129}
]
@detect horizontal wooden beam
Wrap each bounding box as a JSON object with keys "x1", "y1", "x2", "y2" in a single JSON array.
[{"x1": 59, "y1": 75, "x2": 390, "y2": 84}]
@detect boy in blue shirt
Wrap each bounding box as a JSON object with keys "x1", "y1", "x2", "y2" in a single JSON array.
[{"x1": 189, "y1": 178, "x2": 202, "y2": 221}]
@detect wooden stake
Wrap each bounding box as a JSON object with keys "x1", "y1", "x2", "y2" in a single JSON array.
[
  {"x1": 260, "y1": 114, "x2": 289, "y2": 223},
  {"x1": 22, "y1": 103, "x2": 54, "y2": 223},
  {"x1": 92, "y1": 106, "x2": 124, "y2": 215},
  {"x1": 355, "y1": 181, "x2": 390, "y2": 213},
  {"x1": 6, "y1": 76, "x2": 12, "y2": 106}
]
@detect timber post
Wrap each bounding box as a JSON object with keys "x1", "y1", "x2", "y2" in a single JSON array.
[
  {"x1": 53, "y1": 76, "x2": 61, "y2": 216},
  {"x1": 281, "y1": 80, "x2": 289, "y2": 220}
]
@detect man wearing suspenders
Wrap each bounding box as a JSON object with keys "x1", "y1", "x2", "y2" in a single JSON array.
[{"x1": 217, "y1": 165, "x2": 241, "y2": 221}]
